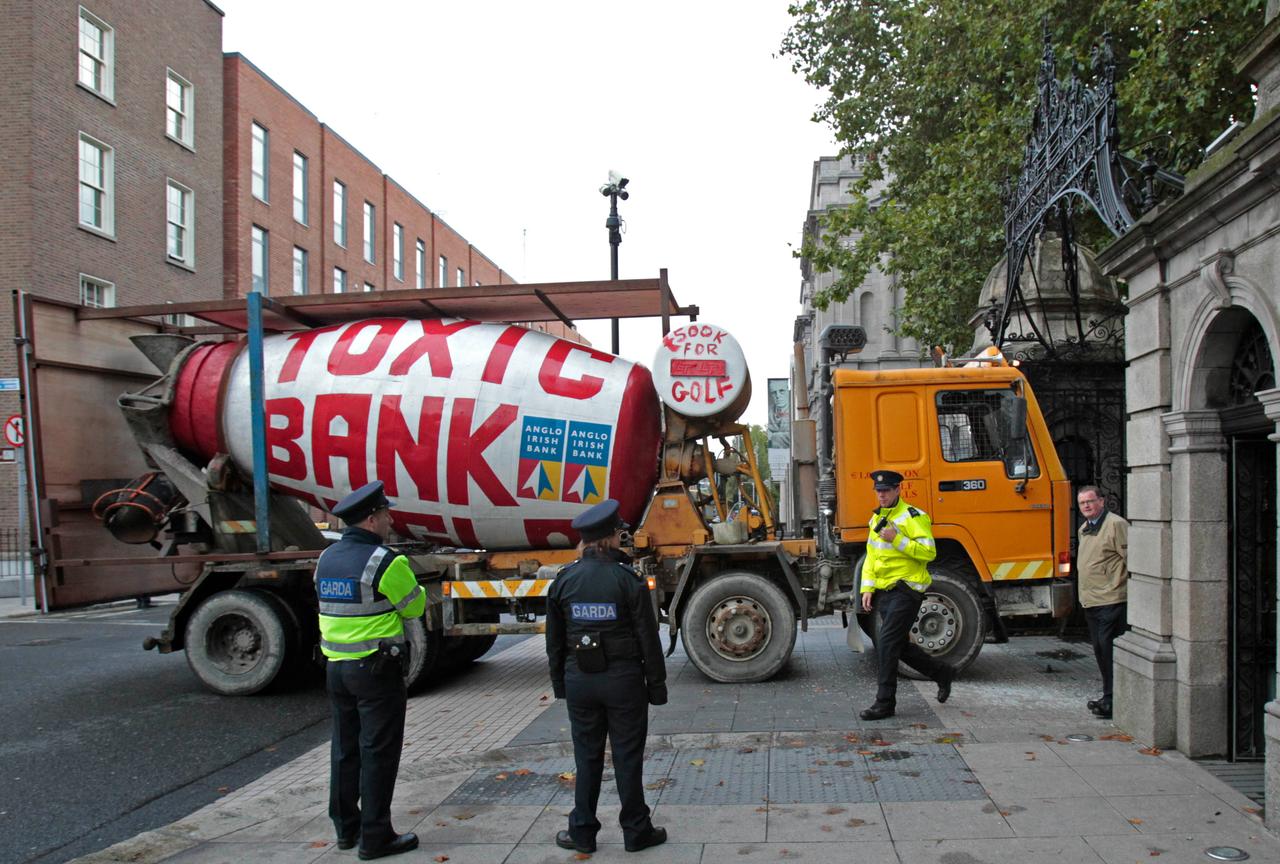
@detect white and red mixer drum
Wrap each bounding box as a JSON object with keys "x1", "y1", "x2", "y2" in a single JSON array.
[
  {"x1": 168, "y1": 319, "x2": 661, "y2": 549},
  {"x1": 652, "y1": 322, "x2": 751, "y2": 424}
]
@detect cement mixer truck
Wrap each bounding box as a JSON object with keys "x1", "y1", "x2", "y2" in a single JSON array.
[{"x1": 16, "y1": 278, "x2": 1073, "y2": 695}]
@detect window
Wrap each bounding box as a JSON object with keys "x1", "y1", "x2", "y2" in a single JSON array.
[
  {"x1": 77, "y1": 8, "x2": 113, "y2": 100},
  {"x1": 935, "y1": 389, "x2": 1039, "y2": 479},
  {"x1": 333, "y1": 180, "x2": 346, "y2": 246},
  {"x1": 363, "y1": 201, "x2": 375, "y2": 263},
  {"x1": 438, "y1": 255, "x2": 447, "y2": 288},
  {"x1": 333, "y1": 267, "x2": 347, "y2": 293},
  {"x1": 456, "y1": 267, "x2": 465, "y2": 288},
  {"x1": 251, "y1": 122, "x2": 269, "y2": 202},
  {"x1": 392, "y1": 223, "x2": 404, "y2": 281},
  {"x1": 251, "y1": 225, "x2": 269, "y2": 294},
  {"x1": 363, "y1": 282, "x2": 375, "y2": 293},
  {"x1": 415, "y1": 240, "x2": 425, "y2": 289},
  {"x1": 79, "y1": 274, "x2": 115, "y2": 308},
  {"x1": 292, "y1": 247, "x2": 308, "y2": 295},
  {"x1": 292, "y1": 152, "x2": 308, "y2": 224},
  {"x1": 78, "y1": 133, "x2": 113, "y2": 235},
  {"x1": 165, "y1": 180, "x2": 194, "y2": 267},
  {"x1": 165, "y1": 70, "x2": 193, "y2": 148}
]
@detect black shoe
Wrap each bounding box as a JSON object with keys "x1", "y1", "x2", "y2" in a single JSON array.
[
  {"x1": 358, "y1": 833, "x2": 418, "y2": 860},
  {"x1": 860, "y1": 702, "x2": 895, "y2": 721},
  {"x1": 1091, "y1": 700, "x2": 1113, "y2": 719},
  {"x1": 336, "y1": 836, "x2": 357, "y2": 850},
  {"x1": 556, "y1": 830, "x2": 597, "y2": 853},
  {"x1": 625, "y1": 825, "x2": 667, "y2": 853},
  {"x1": 1087, "y1": 698, "x2": 1102, "y2": 712},
  {"x1": 936, "y1": 668, "x2": 954, "y2": 704}
]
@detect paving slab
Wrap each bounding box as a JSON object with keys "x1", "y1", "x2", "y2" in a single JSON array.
[
  {"x1": 503, "y1": 842, "x2": 704, "y2": 863},
  {"x1": 157, "y1": 841, "x2": 330, "y2": 863},
  {"x1": 764, "y1": 802, "x2": 891, "y2": 842},
  {"x1": 1105, "y1": 793, "x2": 1264, "y2": 835},
  {"x1": 1075, "y1": 763, "x2": 1208, "y2": 797},
  {"x1": 991, "y1": 796, "x2": 1139, "y2": 838},
  {"x1": 702, "y1": 840, "x2": 898, "y2": 862},
  {"x1": 896, "y1": 836, "x2": 1108, "y2": 863},
  {"x1": 411, "y1": 803, "x2": 544, "y2": 845},
  {"x1": 1083, "y1": 830, "x2": 1280, "y2": 864},
  {"x1": 648, "y1": 803, "x2": 768, "y2": 843},
  {"x1": 882, "y1": 799, "x2": 1016, "y2": 840}
]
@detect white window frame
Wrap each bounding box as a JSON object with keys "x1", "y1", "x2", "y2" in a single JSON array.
[
  {"x1": 79, "y1": 274, "x2": 115, "y2": 308},
  {"x1": 77, "y1": 7, "x2": 114, "y2": 103},
  {"x1": 292, "y1": 152, "x2": 308, "y2": 225},
  {"x1": 165, "y1": 179, "x2": 195, "y2": 268},
  {"x1": 292, "y1": 246, "x2": 308, "y2": 295},
  {"x1": 333, "y1": 267, "x2": 347, "y2": 293},
  {"x1": 363, "y1": 201, "x2": 376, "y2": 263},
  {"x1": 251, "y1": 225, "x2": 269, "y2": 294},
  {"x1": 251, "y1": 122, "x2": 269, "y2": 203},
  {"x1": 78, "y1": 132, "x2": 114, "y2": 237},
  {"x1": 333, "y1": 180, "x2": 347, "y2": 247},
  {"x1": 165, "y1": 69, "x2": 194, "y2": 149},
  {"x1": 363, "y1": 282, "x2": 375, "y2": 293},
  {"x1": 456, "y1": 267, "x2": 465, "y2": 288},
  {"x1": 392, "y1": 223, "x2": 404, "y2": 281},
  {"x1": 415, "y1": 239, "x2": 426, "y2": 290},
  {"x1": 438, "y1": 255, "x2": 447, "y2": 289}
]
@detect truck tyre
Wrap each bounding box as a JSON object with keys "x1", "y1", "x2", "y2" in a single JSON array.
[
  {"x1": 403, "y1": 616, "x2": 443, "y2": 693},
  {"x1": 185, "y1": 590, "x2": 288, "y2": 696},
  {"x1": 681, "y1": 571, "x2": 797, "y2": 683},
  {"x1": 442, "y1": 609, "x2": 500, "y2": 668},
  {"x1": 864, "y1": 568, "x2": 986, "y2": 677}
]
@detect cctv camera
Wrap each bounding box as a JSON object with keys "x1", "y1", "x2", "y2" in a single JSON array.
[{"x1": 618, "y1": 177, "x2": 629, "y2": 190}]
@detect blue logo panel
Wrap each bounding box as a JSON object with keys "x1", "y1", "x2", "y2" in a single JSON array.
[
  {"x1": 318, "y1": 577, "x2": 360, "y2": 603},
  {"x1": 570, "y1": 602, "x2": 618, "y2": 621}
]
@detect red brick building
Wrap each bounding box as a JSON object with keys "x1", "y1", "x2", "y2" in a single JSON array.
[
  {"x1": 0, "y1": 0, "x2": 225, "y2": 563},
  {"x1": 222, "y1": 54, "x2": 522, "y2": 302}
]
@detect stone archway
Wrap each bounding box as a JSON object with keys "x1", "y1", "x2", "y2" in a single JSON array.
[{"x1": 1163, "y1": 306, "x2": 1277, "y2": 759}]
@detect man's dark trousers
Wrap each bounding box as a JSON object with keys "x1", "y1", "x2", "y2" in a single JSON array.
[
  {"x1": 1084, "y1": 602, "x2": 1128, "y2": 700},
  {"x1": 874, "y1": 583, "x2": 949, "y2": 705},
  {"x1": 564, "y1": 659, "x2": 651, "y2": 847},
  {"x1": 327, "y1": 657, "x2": 406, "y2": 849}
]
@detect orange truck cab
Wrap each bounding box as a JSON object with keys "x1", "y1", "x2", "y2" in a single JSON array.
[{"x1": 831, "y1": 361, "x2": 1074, "y2": 668}]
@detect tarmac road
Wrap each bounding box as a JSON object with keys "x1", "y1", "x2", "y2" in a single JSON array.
[{"x1": 0, "y1": 600, "x2": 525, "y2": 864}]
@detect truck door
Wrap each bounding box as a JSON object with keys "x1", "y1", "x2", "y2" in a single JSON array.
[{"x1": 930, "y1": 387, "x2": 1053, "y2": 583}]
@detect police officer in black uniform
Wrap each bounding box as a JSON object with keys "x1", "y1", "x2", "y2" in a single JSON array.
[
  {"x1": 317, "y1": 481, "x2": 425, "y2": 861},
  {"x1": 546, "y1": 499, "x2": 668, "y2": 854}
]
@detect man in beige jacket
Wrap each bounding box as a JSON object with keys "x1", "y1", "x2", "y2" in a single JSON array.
[{"x1": 1076, "y1": 485, "x2": 1129, "y2": 719}]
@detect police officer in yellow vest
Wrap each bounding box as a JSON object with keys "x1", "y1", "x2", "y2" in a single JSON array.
[
  {"x1": 858, "y1": 469, "x2": 954, "y2": 721},
  {"x1": 316, "y1": 481, "x2": 425, "y2": 860}
]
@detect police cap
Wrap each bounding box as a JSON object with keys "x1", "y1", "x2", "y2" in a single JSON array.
[
  {"x1": 871, "y1": 469, "x2": 904, "y2": 490},
  {"x1": 571, "y1": 499, "x2": 624, "y2": 542},
  {"x1": 331, "y1": 480, "x2": 396, "y2": 525}
]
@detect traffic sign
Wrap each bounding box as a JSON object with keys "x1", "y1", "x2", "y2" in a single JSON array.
[{"x1": 4, "y1": 415, "x2": 24, "y2": 448}]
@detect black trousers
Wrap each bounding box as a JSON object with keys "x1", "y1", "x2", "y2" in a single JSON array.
[
  {"x1": 1084, "y1": 602, "x2": 1128, "y2": 700},
  {"x1": 327, "y1": 656, "x2": 407, "y2": 848},
  {"x1": 564, "y1": 659, "x2": 653, "y2": 846},
  {"x1": 873, "y1": 583, "x2": 950, "y2": 705}
]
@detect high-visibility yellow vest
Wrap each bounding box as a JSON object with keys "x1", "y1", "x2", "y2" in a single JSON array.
[
  {"x1": 314, "y1": 529, "x2": 426, "y2": 661},
  {"x1": 860, "y1": 498, "x2": 937, "y2": 594}
]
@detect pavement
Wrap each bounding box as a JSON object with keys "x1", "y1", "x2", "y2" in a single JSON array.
[{"x1": 31, "y1": 612, "x2": 1277, "y2": 864}]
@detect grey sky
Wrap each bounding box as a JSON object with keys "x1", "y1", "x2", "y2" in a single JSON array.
[{"x1": 217, "y1": 0, "x2": 835, "y2": 425}]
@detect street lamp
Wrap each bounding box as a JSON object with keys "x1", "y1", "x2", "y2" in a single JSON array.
[{"x1": 600, "y1": 171, "x2": 629, "y2": 353}]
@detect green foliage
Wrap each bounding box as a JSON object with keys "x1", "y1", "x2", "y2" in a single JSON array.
[{"x1": 782, "y1": 0, "x2": 1263, "y2": 352}]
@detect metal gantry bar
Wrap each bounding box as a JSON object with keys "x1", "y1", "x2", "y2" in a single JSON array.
[{"x1": 246, "y1": 291, "x2": 271, "y2": 553}]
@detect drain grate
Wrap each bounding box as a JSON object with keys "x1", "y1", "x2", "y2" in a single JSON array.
[{"x1": 1197, "y1": 759, "x2": 1265, "y2": 806}]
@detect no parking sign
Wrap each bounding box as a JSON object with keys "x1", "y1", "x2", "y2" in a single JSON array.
[{"x1": 4, "y1": 415, "x2": 24, "y2": 448}]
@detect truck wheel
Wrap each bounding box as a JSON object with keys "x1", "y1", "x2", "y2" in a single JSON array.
[
  {"x1": 681, "y1": 571, "x2": 797, "y2": 683},
  {"x1": 904, "y1": 568, "x2": 985, "y2": 676},
  {"x1": 403, "y1": 616, "x2": 443, "y2": 693},
  {"x1": 185, "y1": 590, "x2": 288, "y2": 696},
  {"x1": 442, "y1": 609, "x2": 500, "y2": 667}
]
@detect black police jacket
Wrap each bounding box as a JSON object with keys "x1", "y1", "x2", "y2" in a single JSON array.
[{"x1": 545, "y1": 547, "x2": 666, "y2": 702}]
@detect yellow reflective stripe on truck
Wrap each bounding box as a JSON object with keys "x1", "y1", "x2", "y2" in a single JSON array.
[
  {"x1": 445, "y1": 579, "x2": 553, "y2": 599},
  {"x1": 990, "y1": 560, "x2": 1053, "y2": 581}
]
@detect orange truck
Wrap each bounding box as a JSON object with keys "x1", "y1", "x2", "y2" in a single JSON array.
[{"x1": 17, "y1": 285, "x2": 1072, "y2": 694}]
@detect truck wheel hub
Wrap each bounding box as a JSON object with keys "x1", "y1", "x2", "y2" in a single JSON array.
[
  {"x1": 207, "y1": 613, "x2": 262, "y2": 670},
  {"x1": 707, "y1": 596, "x2": 770, "y2": 660},
  {"x1": 911, "y1": 595, "x2": 959, "y2": 654}
]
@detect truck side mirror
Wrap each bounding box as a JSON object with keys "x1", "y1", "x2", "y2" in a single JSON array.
[{"x1": 1006, "y1": 395, "x2": 1027, "y2": 443}]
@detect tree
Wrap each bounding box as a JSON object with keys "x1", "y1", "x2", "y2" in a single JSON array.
[{"x1": 781, "y1": 0, "x2": 1264, "y2": 352}]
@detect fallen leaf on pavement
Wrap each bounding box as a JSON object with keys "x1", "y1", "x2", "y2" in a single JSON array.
[
  {"x1": 1041, "y1": 734, "x2": 1055, "y2": 741},
  {"x1": 824, "y1": 806, "x2": 846, "y2": 815},
  {"x1": 844, "y1": 733, "x2": 861, "y2": 743},
  {"x1": 814, "y1": 759, "x2": 829, "y2": 766},
  {"x1": 215, "y1": 786, "x2": 230, "y2": 794},
  {"x1": 644, "y1": 778, "x2": 670, "y2": 790},
  {"x1": 909, "y1": 723, "x2": 928, "y2": 729},
  {"x1": 864, "y1": 774, "x2": 880, "y2": 783},
  {"x1": 834, "y1": 760, "x2": 854, "y2": 768},
  {"x1": 1099, "y1": 733, "x2": 1133, "y2": 742},
  {"x1": 574, "y1": 855, "x2": 591, "y2": 861},
  {"x1": 690, "y1": 758, "x2": 705, "y2": 766},
  {"x1": 309, "y1": 842, "x2": 326, "y2": 848},
  {"x1": 738, "y1": 747, "x2": 756, "y2": 754},
  {"x1": 820, "y1": 824, "x2": 833, "y2": 832},
  {"x1": 433, "y1": 857, "x2": 450, "y2": 863},
  {"x1": 514, "y1": 768, "x2": 532, "y2": 776},
  {"x1": 539, "y1": 695, "x2": 549, "y2": 702},
  {"x1": 558, "y1": 771, "x2": 576, "y2": 782},
  {"x1": 1025, "y1": 752, "x2": 1037, "y2": 761},
  {"x1": 1244, "y1": 806, "x2": 1262, "y2": 815},
  {"x1": 847, "y1": 818, "x2": 866, "y2": 827},
  {"x1": 453, "y1": 812, "x2": 476, "y2": 821},
  {"x1": 857, "y1": 749, "x2": 873, "y2": 755},
  {"x1": 495, "y1": 773, "x2": 509, "y2": 781},
  {"x1": 755, "y1": 806, "x2": 768, "y2": 813},
  {"x1": 1128, "y1": 818, "x2": 1143, "y2": 825},
  {"x1": 1138, "y1": 746, "x2": 1163, "y2": 756}
]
